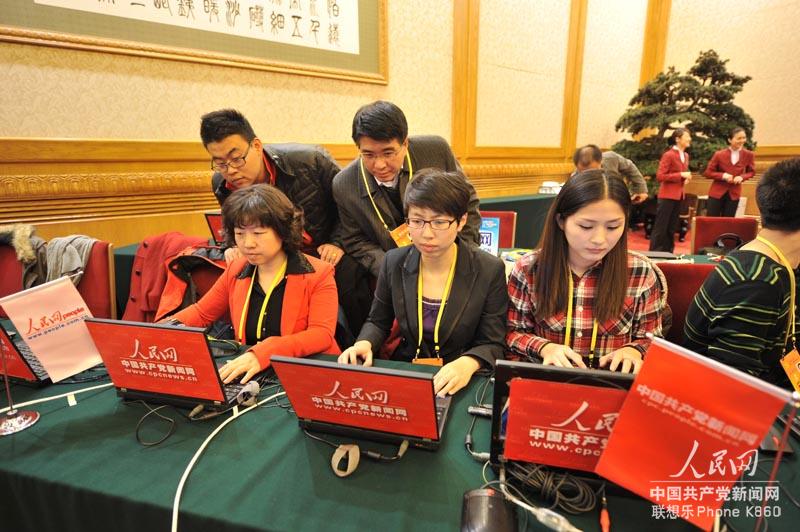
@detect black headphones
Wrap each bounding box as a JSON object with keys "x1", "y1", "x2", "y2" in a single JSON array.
[{"x1": 714, "y1": 233, "x2": 744, "y2": 251}]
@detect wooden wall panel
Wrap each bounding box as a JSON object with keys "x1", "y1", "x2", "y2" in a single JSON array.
[{"x1": 0, "y1": 138, "x2": 573, "y2": 247}]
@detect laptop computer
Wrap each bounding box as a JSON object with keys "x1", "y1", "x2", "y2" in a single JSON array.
[
  {"x1": 490, "y1": 360, "x2": 634, "y2": 483},
  {"x1": 271, "y1": 356, "x2": 452, "y2": 450},
  {"x1": 204, "y1": 211, "x2": 225, "y2": 246},
  {"x1": 84, "y1": 318, "x2": 246, "y2": 410},
  {"x1": 0, "y1": 322, "x2": 51, "y2": 386}
]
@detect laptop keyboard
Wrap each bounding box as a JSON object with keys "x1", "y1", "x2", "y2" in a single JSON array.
[
  {"x1": 214, "y1": 360, "x2": 246, "y2": 403},
  {"x1": 13, "y1": 339, "x2": 49, "y2": 380},
  {"x1": 435, "y1": 396, "x2": 449, "y2": 423},
  {"x1": 223, "y1": 382, "x2": 245, "y2": 402}
]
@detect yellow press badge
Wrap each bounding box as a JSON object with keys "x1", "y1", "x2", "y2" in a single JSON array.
[
  {"x1": 413, "y1": 357, "x2": 443, "y2": 367},
  {"x1": 389, "y1": 223, "x2": 413, "y2": 247},
  {"x1": 780, "y1": 349, "x2": 800, "y2": 393}
]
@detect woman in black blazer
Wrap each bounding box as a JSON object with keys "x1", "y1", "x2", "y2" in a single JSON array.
[{"x1": 338, "y1": 168, "x2": 508, "y2": 396}]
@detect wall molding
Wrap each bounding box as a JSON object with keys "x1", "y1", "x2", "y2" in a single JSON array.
[
  {"x1": 452, "y1": 0, "x2": 588, "y2": 161},
  {"x1": 0, "y1": 138, "x2": 573, "y2": 245}
]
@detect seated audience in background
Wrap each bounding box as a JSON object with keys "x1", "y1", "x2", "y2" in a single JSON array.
[
  {"x1": 506, "y1": 170, "x2": 664, "y2": 374},
  {"x1": 171, "y1": 185, "x2": 340, "y2": 384},
  {"x1": 201, "y1": 109, "x2": 371, "y2": 336},
  {"x1": 338, "y1": 169, "x2": 508, "y2": 396},
  {"x1": 685, "y1": 158, "x2": 800, "y2": 388},
  {"x1": 572, "y1": 144, "x2": 648, "y2": 204},
  {"x1": 650, "y1": 128, "x2": 693, "y2": 253},
  {"x1": 332, "y1": 100, "x2": 482, "y2": 278},
  {"x1": 703, "y1": 126, "x2": 755, "y2": 217}
]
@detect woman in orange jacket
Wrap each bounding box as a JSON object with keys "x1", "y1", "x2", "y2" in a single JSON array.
[
  {"x1": 171, "y1": 184, "x2": 340, "y2": 384},
  {"x1": 650, "y1": 128, "x2": 692, "y2": 252}
]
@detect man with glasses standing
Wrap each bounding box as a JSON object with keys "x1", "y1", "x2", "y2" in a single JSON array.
[
  {"x1": 333, "y1": 100, "x2": 482, "y2": 278},
  {"x1": 201, "y1": 108, "x2": 371, "y2": 336}
]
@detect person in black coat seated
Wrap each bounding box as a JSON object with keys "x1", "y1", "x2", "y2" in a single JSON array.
[{"x1": 338, "y1": 168, "x2": 508, "y2": 396}]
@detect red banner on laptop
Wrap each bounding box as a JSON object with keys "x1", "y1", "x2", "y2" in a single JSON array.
[
  {"x1": 595, "y1": 339, "x2": 790, "y2": 530},
  {"x1": 85, "y1": 321, "x2": 226, "y2": 402},
  {"x1": 504, "y1": 379, "x2": 627, "y2": 472},
  {"x1": 274, "y1": 361, "x2": 439, "y2": 440}
]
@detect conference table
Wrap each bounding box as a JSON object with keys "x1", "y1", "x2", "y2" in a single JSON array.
[
  {"x1": 2, "y1": 355, "x2": 798, "y2": 532},
  {"x1": 481, "y1": 194, "x2": 557, "y2": 249}
]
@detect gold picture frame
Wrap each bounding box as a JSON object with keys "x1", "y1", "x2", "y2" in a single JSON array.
[{"x1": 0, "y1": 0, "x2": 387, "y2": 84}]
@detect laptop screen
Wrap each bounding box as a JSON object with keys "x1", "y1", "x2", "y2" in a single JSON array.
[
  {"x1": 0, "y1": 326, "x2": 37, "y2": 381},
  {"x1": 205, "y1": 212, "x2": 224, "y2": 245},
  {"x1": 491, "y1": 360, "x2": 633, "y2": 472},
  {"x1": 85, "y1": 319, "x2": 225, "y2": 402},
  {"x1": 272, "y1": 356, "x2": 440, "y2": 441}
]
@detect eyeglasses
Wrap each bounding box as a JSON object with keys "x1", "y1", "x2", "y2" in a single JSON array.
[
  {"x1": 211, "y1": 143, "x2": 253, "y2": 172},
  {"x1": 406, "y1": 218, "x2": 457, "y2": 231},
  {"x1": 360, "y1": 148, "x2": 401, "y2": 163}
]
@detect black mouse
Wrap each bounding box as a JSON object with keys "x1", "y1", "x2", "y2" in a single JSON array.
[{"x1": 461, "y1": 488, "x2": 517, "y2": 532}]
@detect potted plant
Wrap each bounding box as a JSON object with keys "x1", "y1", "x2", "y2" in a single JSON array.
[{"x1": 612, "y1": 50, "x2": 756, "y2": 198}]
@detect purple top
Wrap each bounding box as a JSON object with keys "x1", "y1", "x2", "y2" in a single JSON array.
[{"x1": 421, "y1": 296, "x2": 442, "y2": 353}]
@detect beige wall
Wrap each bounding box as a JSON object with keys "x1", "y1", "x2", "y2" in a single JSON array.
[
  {"x1": 475, "y1": 0, "x2": 571, "y2": 147},
  {"x1": 665, "y1": 0, "x2": 800, "y2": 146},
  {"x1": 0, "y1": 0, "x2": 453, "y2": 144},
  {"x1": 4, "y1": 1, "x2": 800, "y2": 149},
  {"x1": 576, "y1": 0, "x2": 647, "y2": 148}
]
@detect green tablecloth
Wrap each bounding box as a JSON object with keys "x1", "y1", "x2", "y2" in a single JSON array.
[
  {"x1": 2, "y1": 359, "x2": 797, "y2": 532},
  {"x1": 481, "y1": 194, "x2": 556, "y2": 249}
]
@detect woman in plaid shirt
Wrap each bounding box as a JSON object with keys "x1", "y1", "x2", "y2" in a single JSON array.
[{"x1": 506, "y1": 171, "x2": 664, "y2": 374}]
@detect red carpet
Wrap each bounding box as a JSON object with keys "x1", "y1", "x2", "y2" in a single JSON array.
[{"x1": 627, "y1": 225, "x2": 691, "y2": 255}]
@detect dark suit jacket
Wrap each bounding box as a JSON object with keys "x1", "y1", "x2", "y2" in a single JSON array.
[
  {"x1": 703, "y1": 148, "x2": 755, "y2": 200},
  {"x1": 656, "y1": 148, "x2": 690, "y2": 200},
  {"x1": 357, "y1": 242, "x2": 508, "y2": 367},
  {"x1": 332, "y1": 135, "x2": 482, "y2": 277}
]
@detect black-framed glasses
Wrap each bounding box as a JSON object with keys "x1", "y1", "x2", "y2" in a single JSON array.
[
  {"x1": 406, "y1": 218, "x2": 458, "y2": 231},
  {"x1": 359, "y1": 147, "x2": 402, "y2": 162},
  {"x1": 211, "y1": 143, "x2": 253, "y2": 172}
]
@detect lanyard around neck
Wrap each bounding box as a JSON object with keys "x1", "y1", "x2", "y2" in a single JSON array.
[
  {"x1": 359, "y1": 152, "x2": 413, "y2": 231},
  {"x1": 238, "y1": 259, "x2": 287, "y2": 343},
  {"x1": 756, "y1": 236, "x2": 797, "y2": 349},
  {"x1": 564, "y1": 272, "x2": 599, "y2": 363},
  {"x1": 416, "y1": 247, "x2": 457, "y2": 359}
]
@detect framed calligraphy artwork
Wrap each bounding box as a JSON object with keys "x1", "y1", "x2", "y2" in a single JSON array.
[{"x1": 0, "y1": 0, "x2": 386, "y2": 84}]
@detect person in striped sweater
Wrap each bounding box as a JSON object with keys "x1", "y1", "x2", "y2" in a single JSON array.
[{"x1": 684, "y1": 158, "x2": 800, "y2": 388}]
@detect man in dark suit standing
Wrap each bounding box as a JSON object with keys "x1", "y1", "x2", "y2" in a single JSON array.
[
  {"x1": 332, "y1": 101, "x2": 482, "y2": 278},
  {"x1": 202, "y1": 108, "x2": 371, "y2": 337}
]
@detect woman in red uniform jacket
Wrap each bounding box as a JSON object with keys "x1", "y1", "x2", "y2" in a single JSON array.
[
  {"x1": 650, "y1": 128, "x2": 692, "y2": 252},
  {"x1": 703, "y1": 127, "x2": 755, "y2": 217},
  {"x1": 171, "y1": 185, "x2": 340, "y2": 384}
]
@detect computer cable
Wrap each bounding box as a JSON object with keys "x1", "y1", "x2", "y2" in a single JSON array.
[
  {"x1": 171, "y1": 390, "x2": 286, "y2": 532},
  {"x1": 186, "y1": 381, "x2": 262, "y2": 421},
  {"x1": 503, "y1": 461, "x2": 597, "y2": 515},
  {"x1": 465, "y1": 374, "x2": 493, "y2": 462},
  {"x1": 131, "y1": 400, "x2": 177, "y2": 447},
  {"x1": 498, "y1": 465, "x2": 582, "y2": 532},
  {"x1": 480, "y1": 470, "x2": 580, "y2": 532},
  {"x1": 302, "y1": 429, "x2": 409, "y2": 464},
  {"x1": 0, "y1": 382, "x2": 114, "y2": 415}
]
